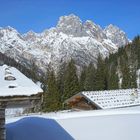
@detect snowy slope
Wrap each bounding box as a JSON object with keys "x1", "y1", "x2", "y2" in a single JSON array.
[{"x1": 0, "y1": 14, "x2": 129, "y2": 72}]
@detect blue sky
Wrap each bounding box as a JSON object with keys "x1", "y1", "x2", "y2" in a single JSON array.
[{"x1": 0, "y1": 0, "x2": 139, "y2": 39}]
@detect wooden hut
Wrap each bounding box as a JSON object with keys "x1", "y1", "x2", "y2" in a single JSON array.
[
  {"x1": 0, "y1": 65, "x2": 43, "y2": 140},
  {"x1": 65, "y1": 93, "x2": 99, "y2": 110},
  {"x1": 65, "y1": 89, "x2": 140, "y2": 110}
]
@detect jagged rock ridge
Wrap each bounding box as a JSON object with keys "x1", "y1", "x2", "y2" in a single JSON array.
[{"x1": 0, "y1": 14, "x2": 129, "y2": 72}]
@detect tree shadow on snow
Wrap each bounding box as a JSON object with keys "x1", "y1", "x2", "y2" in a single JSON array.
[{"x1": 6, "y1": 117, "x2": 74, "y2": 140}]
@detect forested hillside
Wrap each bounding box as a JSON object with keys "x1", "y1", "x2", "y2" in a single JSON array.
[
  {"x1": 43, "y1": 36, "x2": 140, "y2": 111},
  {"x1": 1, "y1": 36, "x2": 140, "y2": 112}
]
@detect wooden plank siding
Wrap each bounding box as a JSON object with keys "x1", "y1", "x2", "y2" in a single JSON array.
[
  {"x1": 0, "y1": 109, "x2": 5, "y2": 140},
  {"x1": 0, "y1": 93, "x2": 42, "y2": 108}
]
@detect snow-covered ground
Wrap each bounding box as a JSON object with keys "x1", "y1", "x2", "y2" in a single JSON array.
[
  {"x1": 6, "y1": 106, "x2": 140, "y2": 140},
  {"x1": 6, "y1": 108, "x2": 24, "y2": 117},
  {"x1": 57, "y1": 113, "x2": 140, "y2": 140}
]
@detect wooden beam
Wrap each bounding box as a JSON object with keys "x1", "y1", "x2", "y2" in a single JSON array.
[
  {"x1": 0, "y1": 92, "x2": 42, "y2": 101},
  {"x1": 0, "y1": 93, "x2": 42, "y2": 108},
  {"x1": 0, "y1": 109, "x2": 5, "y2": 140}
]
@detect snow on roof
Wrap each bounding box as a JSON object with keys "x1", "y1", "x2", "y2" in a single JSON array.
[
  {"x1": 82, "y1": 89, "x2": 140, "y2": 109},
  {"x1": 0, "y1": 65, "x2": 43, "y2": 97}
]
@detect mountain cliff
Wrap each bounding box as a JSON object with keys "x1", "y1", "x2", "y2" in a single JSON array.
[{"x1": 0, "y1": 14, "x2": 129, "y2": 72}]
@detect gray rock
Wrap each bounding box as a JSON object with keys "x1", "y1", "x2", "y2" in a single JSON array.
[{"x1": 0, "y1": 14, "x2": 129, "y2": 73}]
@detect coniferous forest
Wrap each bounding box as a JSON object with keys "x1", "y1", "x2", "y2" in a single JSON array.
[
  {"x1": 0, "y1": 36, "x2": 140, "y2": 112},
  {"x1": 43, "y1": 36, "x2": 140, "y2": 111}
]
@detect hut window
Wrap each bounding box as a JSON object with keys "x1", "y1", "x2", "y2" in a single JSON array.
[
  {"x1": 5, "y1": 75, "x2": 16, "y2": 81},
  {"x1": 8, "y1": 85, "x2": 16, "y2": 88},
  {"x1": 8, "y1": 83, "x2": 18, "y2": 88}
]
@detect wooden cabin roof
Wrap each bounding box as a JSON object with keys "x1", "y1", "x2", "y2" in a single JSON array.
[
  {"x1": 0, "y1": 65, "x2": 43, "y2": 98},
  {"x1": 65, "y1": 89, "x2": 140, "y2": 109}
]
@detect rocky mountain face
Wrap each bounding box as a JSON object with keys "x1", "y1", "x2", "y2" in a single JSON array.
[{"x1": 0, "y1": 14, "x2": 129, "y2": 72}]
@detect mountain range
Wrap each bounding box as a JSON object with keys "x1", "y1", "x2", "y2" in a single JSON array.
[{"x1": 0, "y1": 14, "x2": 129, "y2": 72}]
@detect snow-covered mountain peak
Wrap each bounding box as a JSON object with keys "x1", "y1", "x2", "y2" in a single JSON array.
[
  {"x1": 0, "y1": 26, "x2": 20, "y2": 37},
  {"x1": 83, "y1": 20, "x2": 106, "y2": 40},
  {"x1": 0, "y1": 14, "x2": 129, "y2": 72},
  {"x1": 42, "y1": 27, "x2": 57, "y2": 36},
  {"x1": 57, "y1": 14, "x2": 82, "y2": 26},
  {"x1": 4, "y1": 26, "x2": 17, "y2": 32},
  {"x1": 56, "y1": 14, "x2": 83, "y2": 37},
  {"x1": 0, "y1": 26, "x2": 25, "y2": 42},
  {"x1": 84, "y1": 20, "x2": 101, "y2": 29},
  {"x1": 104, "y1": 24, "x2": 129, "y2": 47},
  {"x1": 24, "y1": 30, "x2": 37, "y2": 36},
  {"x1": 23, "y1": 30, "x2": 41, "y2": 43},
  {"x1": 0, "y1": 26, "x2": 28, "y2": 62},
  {"x1": 104, "y1": 24, "x2": 125, "y2": 34}
]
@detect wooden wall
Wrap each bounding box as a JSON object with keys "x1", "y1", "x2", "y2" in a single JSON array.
[
  {"x1": 68, "y1": 97, "x2": 98, "y2": 110},
  {"x1": 0, "y1": 109, "x2": 5, "y2": 140}
]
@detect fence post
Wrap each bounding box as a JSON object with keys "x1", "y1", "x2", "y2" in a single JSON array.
[{"x1": 0, "y1": 108, "x2": 5, "y2": 140}]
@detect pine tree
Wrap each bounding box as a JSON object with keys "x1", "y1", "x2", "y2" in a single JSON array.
[
  {"x1": 132, "y1": 36, "x2": 140, "y2": 68},
  {"x1": 84, "y1": 63, "x2": 96, "y2": 91},
  {"x1": 57, "y1": 62, "x2": 67, "y2": 104},
  {"x1": 129, "y1": 69, "x2": 137, "y2": 88},
  {"x1": 121, "y1": 62, "x2": 131, "y2": 89},
  {"x1": 79, "y1": 66, "x2": 87, "y2": 91},
  {"x1": 43, "y1": 69, "x2": 60, "y2": 112},
  {"x1": 107, "y1": 65, "x2": 119, "y2": 89},
  {"x1": 63, "y1": 59, "x2": 79, "y2": 101},
  {"x1": 94, "y1": 55, "x2": 106, "y2": 90}
]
